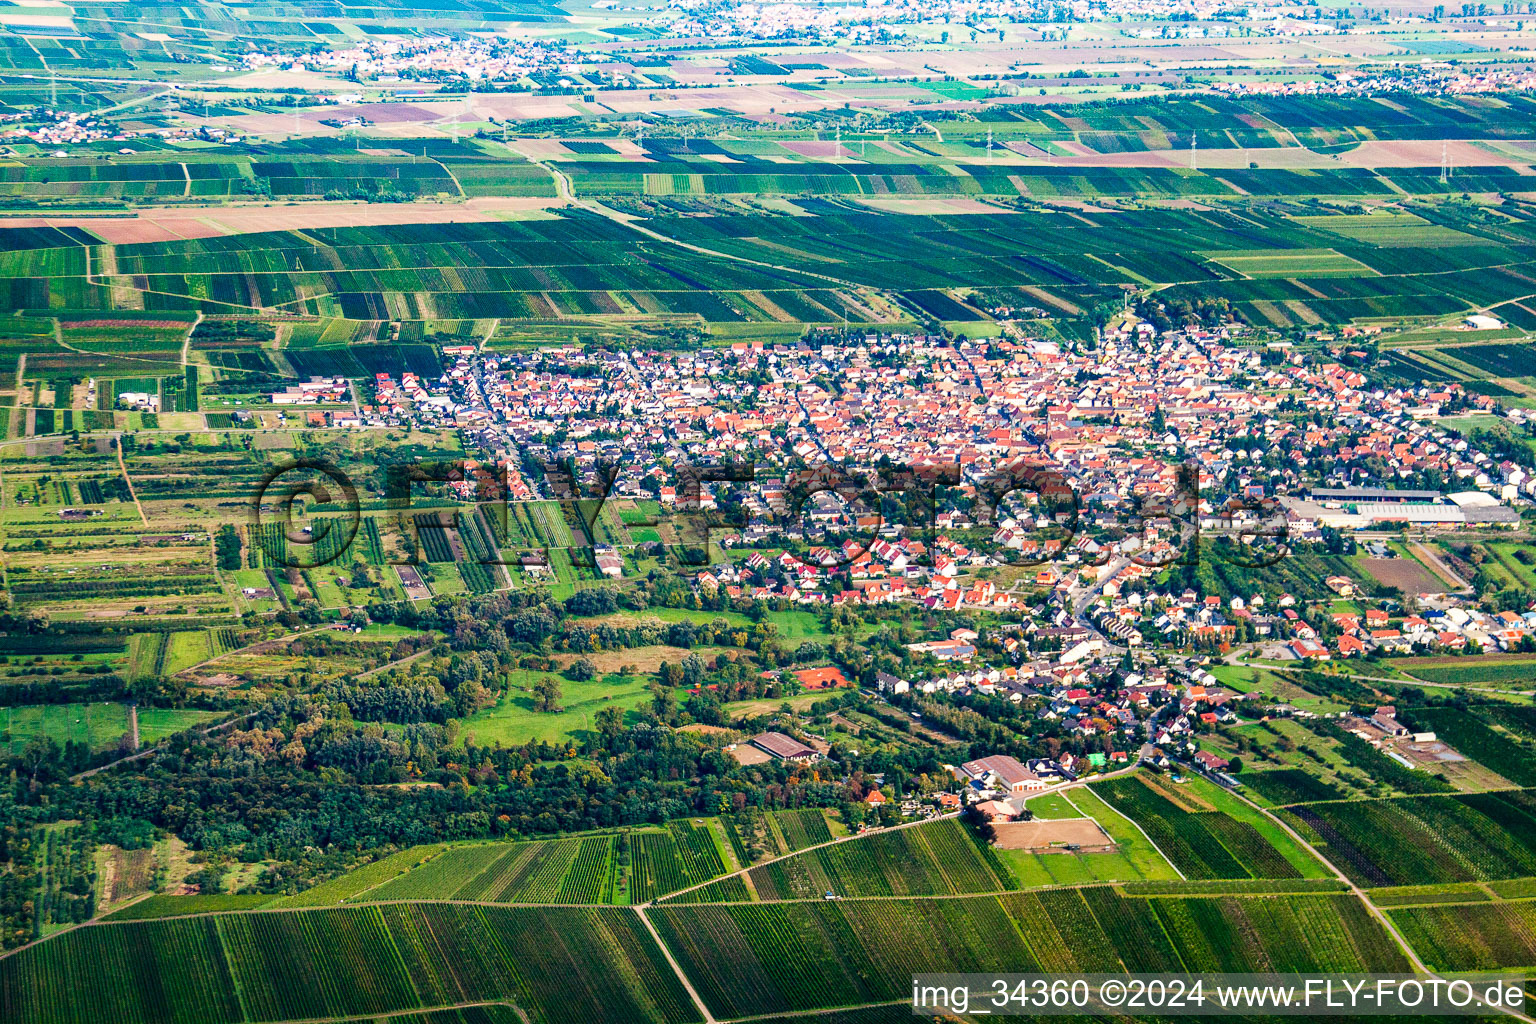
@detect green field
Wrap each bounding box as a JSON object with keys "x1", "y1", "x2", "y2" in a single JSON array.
[
  {"x1": 458, "y1": 670, "x2": 654, "y2": 746},
  {"x1": 2, "y1": 703, "x2": 219, "y2": 754}
]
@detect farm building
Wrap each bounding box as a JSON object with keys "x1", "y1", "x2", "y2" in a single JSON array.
[
  {"x1": 750, "y1": 732, "x2": 819, "y2": 762},
  {"x1": 958, "y1": 754, "x2": 1047, "y2": 794},
  {"x1": 973, "y1": 799, "x2": 1016, "y2": 823}
]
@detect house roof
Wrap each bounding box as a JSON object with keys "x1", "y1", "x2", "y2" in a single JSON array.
[
  {"x1": 750, "y1": 732, "x2": 817, "y2": 759},
  {"x1": 960, "y1": 754, "x2": 1037, "y2": 787}
]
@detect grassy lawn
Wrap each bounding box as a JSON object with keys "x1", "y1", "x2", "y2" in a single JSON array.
[
  {"x1": 1210, "y1": 664, "x2": 1349, "y2": 714},
  {"x1": 2, "y1": 703, "x2": 219, "y2": 753},
  {"x1": 458, "y1": 670, "x2": 653, "y2": 746},
  {"x1": 722, "y1": 691, "x2": 833, "y2": 720},
  {"x1": 331, "y1": 622, "x2": 430, "y2": 641},
  {"x1": 137, "y1": 707, "x2": 224, "y2": 744},
  {"x1": 162, "y1": 630, "x2": 214, "y2": 674},
  {"x1": 1021, "y1": 791, "x2": 1079, "y2": 819},
  {"x1": 572, "y1": 605, "x2": 867, "y2": 650}
]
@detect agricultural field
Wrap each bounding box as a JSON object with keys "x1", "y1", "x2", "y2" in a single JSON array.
[
  {"x1": 273, "y1": 845, "x2": 451, "y2": 908},
  {"x1": 0, "y1": 904, "x2": 698, "y2": 1024},
  {"x1": 740, "y1": 817, "x2": 1012, "y2": 900},
  {"x1": 1091, "y1": 774, "x2": 1327, "y2": 881},
  {"x1": 1354, "y1": 546, "x2": 1449, "y2": 596},
  {"x1": 1389, "y1": 898, "x2": 1536, "y2": 971},
  {"x1": 1281, "y1": 789, "x2": 1536, "y2": 887},
  {"x1": 1401, "y1": 705, "x2": 1536, "y2": 788},
  {"x1": 0, "y1": 200, "x2": 1527, "y2": 348},
  {"x1": 651, "y1": 888, "x2": 1409, "y2": 1018}
]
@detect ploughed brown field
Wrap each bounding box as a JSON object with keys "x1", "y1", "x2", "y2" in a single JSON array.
[
  {"x1": 993, "y1": 817, "x2": 1113, "y2": 851},
  {"x1": 1359, "y1": 556, "x2": 1446, "y2": 595}
]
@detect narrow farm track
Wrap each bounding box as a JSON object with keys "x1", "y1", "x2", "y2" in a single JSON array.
[
  {"x1": 653, "y1": 809, "x2": 964, "y2": 904},
  {"x1": 352, "y1": 647, "x2": 430, "y2": 680},
  {"x1": 634, "y1": 904, "x2": 719, "y2": 1024},
  {"x1": 723, "y1": 999, "x2": 908, "y2": 1023},
  {"x1": 180, "y1": 311, "x2": 201, "y2": 368},
  {"x1": 115, "y1": 433, "x2": 147, "y2": 524}
]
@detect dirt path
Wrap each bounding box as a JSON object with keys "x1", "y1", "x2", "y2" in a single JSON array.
[
  {"x1": 180, "y1": 312, "x2": 202, "y2": 369},
  {"x1": 354, "y1": 648, "x2": 429, "y2": 680},
  {"x1": 634, "y1": 904, "x2": 719, "y2": 1024},
  {"x1": 1409, "y1": 539, "x2": 1471, "y2": 591},
  {"x1": 115, "y1": 434, "x2": 147, "y2": 524}
]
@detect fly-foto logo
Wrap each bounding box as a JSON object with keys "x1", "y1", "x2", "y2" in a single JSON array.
[{"x1": 247, "y1": 455, "x2": 1290, "y2": 573}]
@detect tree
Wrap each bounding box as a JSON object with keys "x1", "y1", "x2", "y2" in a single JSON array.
[
  {"x1": 532, "y1": 676, "x2": 563, "y2": 713},
  {"x1": 566, "y1": 657, "x2": 596, "y2": 682},
  {"x1": 595, "y1": 705, "x2": 625, "y2": 739},
  {"x1": 214, "y1": 524, "x2": 242, "y2": 570},
  {"x1": 650, "y1": 682, "x2": 679, "y2": 722},
  {"x1": 1227, "y1": 756, "x2": 1243, "y2": 773},
  {"x1": 962, "y1": 802, "x2": 996, "y2": 843}
]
